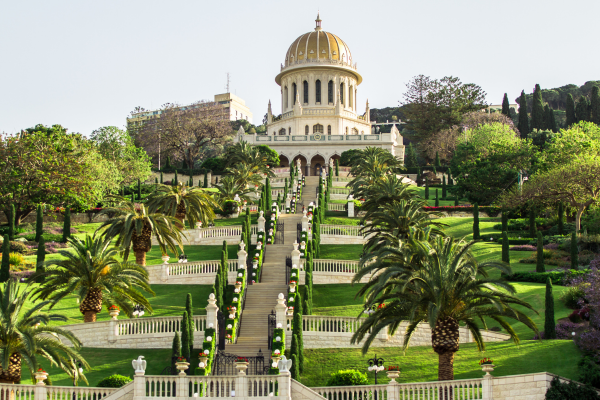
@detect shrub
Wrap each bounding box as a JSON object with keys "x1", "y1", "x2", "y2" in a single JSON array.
[
  {"x1": 325, "y1": 370, "x2": 369, "y2": 387},
  {"x1": 545, "y1": 376, "x2": 600, "y2": 399},
  {"x1": 578, "y1": 356, "x2": 600, "y2": 389},
  {"x1": 510, "y1": 244, "x2": 536, "y2": 251},
  {"x1": 8, "y1": 241, "x2": 28, "y2": 254},
  {"x1": 561, "y1": 284, "x2": 588, "y2": 309},
  {"x1": 8, "y1": 253, "x2": 24, "y2": 267},
  {"x1": 97, "y1": 374, "x2": 132, "y2": 388},
  {"x1": 505, "y1": 269, "x2": 590, "y2": 285},
  {"x1": 568, "y1": 308, "x2": 590, "y2": 323}
]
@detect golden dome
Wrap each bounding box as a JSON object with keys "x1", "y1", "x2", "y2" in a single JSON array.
[{"x1": 284, "y1": 15, "x2": 352, "y2": 66}]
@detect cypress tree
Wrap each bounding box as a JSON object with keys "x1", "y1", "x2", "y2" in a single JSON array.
[
  {"x1": 434, "y1": 151, "x2": 441, "y2": 167},
  {"x1": 131, "y1": 193, "x2": 135, "y2": 203},
  {"x1": 36, "y1": 236, "x2": 46, "y2": 283},
  {"x1": 530, "y1": 84, "x2": 544, "y2": 131},
  {"x1": 442, "y1": 175, "x2": 447, "y2": 199},
  {"x1": 543, "y1": 105, "x2": 551, "y2": 131},
  {"x1": 137, "y1": 179, "x2": 142, "y2": 200},
  {"x1": 536, "y1": 232, "x2": 545, "y2": 273},
  {"x1": 571, "y1": 232, "x2": 578, "y2": 269},
  {"x1": 518, "y1": 90, "x2": 529, "y2": 138},
  {"x1": 544, "y1": 277, "x2": 556, "y2": 339},
  {"x1": 447, "y1": 168, "x2": 453, "y2": 185},
  {"x1": 424, "y1": 181, "x2": 430, "y2": 200},
  {"x1": 591, "y1": 86, "x2": 600, "y2": 125},
  {"x1": 0, "y1": 235, "x2": 10, "y2": 283},
  {"x1": 529, "y1": 207, "x2": 537, "y2": 238},
  {"x1": 416, "y1": 169, "x2": 421, "y2": 186},
  {"x1": 203, "y1": 174, "x2": 208, "y2": 188},
  {"x1": 558, "y1": 203, "x2": 564, "y2": 235},
  {"x1": 576, "y1": 95, "x2": 591, "y2": 122},
  {"x1": 290, "y1": 353, "x2": 299, "y2": 380},
  {"x1": 292, "y1": 293, "x2": 304, "y2": 373},
  {"x1": 566, "y1": 94, "x2": 576, "y2": 127},
  {"x1": 186, "y1": 294, "x2": 194, "y2": 354},
  {"x1": 166, "y1": 156, "x2": 171, "y2": 169},
  {"x1": 35, "y1": 205, "x2": 44, "y2": 243},
  {"x1": 189, "y1": 175, "x2": 194, "y2": 187},
  {"x1": 473, "y1": 203, "x2": 480, "y2": 240},
  {"x1": 214, "y1": 274, "x2": 222, "y2": 307},
  {"x1": 62, "y1": 207, "x2": 71, "y2": 243},
  {"x1": 549, "y1": 108, "x2": 557, "y2": 133},
  {"x1": 502, "y1": 211, "x2": 508, "y2": 233},
  {"x1": 220, "y1": 251, "x2": 228, "y2": 292},
  {"x1": 174, "y1": 170, "x2": 179, "y2": 186},
  {"x1": 435, "y1": 189, "x2": 439, "y2": 207},
  {"x1": 502, "y1": 231, "x2": 510, "y2": 265},
  {"x1": 181, "y1": 311, "x2": 191, "y2": 360},
  {"x1": 172, "y1": 331, "x2": 181, "y2": 367},
  {"x1": 335, "y1": 159, "x2": 339, "y2": 177},
  {"x1": 501, "y1": 93, "x2": 510, "y2": 116},
  {"x1": 160, "y1": 171, "x2": 164, "y2": 184},
  {"x1": 8, "y1": 204, "x2": 15, "y2": 241},
  {"x1": 454, "y1": 195, "x2": 459, "y2": 206}
]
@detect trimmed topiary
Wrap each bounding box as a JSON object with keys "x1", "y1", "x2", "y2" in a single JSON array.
[
  {"x1": 536, "y1": 232, "x2": 545, "y2": 273},
  {"x1": 544, "y1": 277, "x2": 556, "y2": 339},
  {"x1": 97, "y1": 374, "x2": 132, "y2": 388},
  {"x1": 326, "y1": 370, "x2": 369, "y2": 386}
]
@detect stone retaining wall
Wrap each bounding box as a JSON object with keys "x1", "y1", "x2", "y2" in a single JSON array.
[{"x1": 0, "y1": 211, "x2": 109, "y2": 225}]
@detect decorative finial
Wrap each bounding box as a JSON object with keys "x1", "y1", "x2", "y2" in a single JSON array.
[{"x1": 315, "y1": 12, "x2": 322, "y2": 31}]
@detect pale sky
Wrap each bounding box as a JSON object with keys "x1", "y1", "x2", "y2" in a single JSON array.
[{"x1": 1, "y1": 0, "x2": 598, "y2": 136}]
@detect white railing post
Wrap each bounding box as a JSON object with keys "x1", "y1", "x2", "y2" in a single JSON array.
[
  {"x1": 238, "y1": 241, "x2": 247, "y2": 268},
  {"x1": 347, "y1": 194, "x2": 355, "y2": 218},
  {"x1": 482, "y1": 374, "x2": 493, "y2": 400},
  {"x1": 386, "y1": 381, "x2": 399, "y2": 400},
  {"x1": 276, "y1": 294, "x2": 288, "y2": 328},
  {"x1": 132, "y1": 370, "x2": 145, "y2": 400},
  {"x1": 161, "y1": 263, "x2": 168, "y2": 282},
  {"x1": 291, "y1": 242, "x2": 300, "y2": 271},
  {"x1": 235, "y1": 375, "x2": 247, "y2": 398},
  {"x1": 35, "y1": 377, "x2": 48, "y2": 400},
  {"x1": 177, "y1": 375, "x2": 188, "y2": 398},
  {"x1": 277, "y1": 371, "x2": 292, "y2": 400},
  {"x1": 206, "y1": 293, "x2": 219, "y2": 331},
  {"x1": 108, "y1": 318, "x2": 117, "y2": 344},
  {"x1": 258, "y1": 210, "x2": 266, "y2": 233}
]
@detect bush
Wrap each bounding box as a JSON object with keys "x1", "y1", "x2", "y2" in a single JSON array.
[
  {"x1": 97, "y1": 374, "x2": 132, "y2": 388},
  {"x1": 561, "y1": 284, "x2": 588, "y2": 309},
  {"x1": 8, "y1": 241, "x2": 28, "y2": 254},
  {"x1": 325, "y1": 370, "x2": 369, "y2": 387},
  {"x1": 579, "y1": 356, "x2": 600, "y2": 389},
  {"x1": 505, "y1": 269, "x2": 590, "y2": 285},
  {"x1": 545, "y1": 376, "x2": 600, "y2": 399},
  {"x1": 8, "y1": 253, "x2": 24, "y2": 267}
]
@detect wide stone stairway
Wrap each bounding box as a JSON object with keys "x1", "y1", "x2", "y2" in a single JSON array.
[{"x1": 225, "y1": 176, "x2": 320, "y2": 357}]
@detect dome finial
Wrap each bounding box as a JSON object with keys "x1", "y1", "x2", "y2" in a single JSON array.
[{"x1": 315, "y1": 11, "x2": 322, "y2": 31}]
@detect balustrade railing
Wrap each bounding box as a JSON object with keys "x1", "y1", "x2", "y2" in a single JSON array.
[
  {"x1": 116, "y1": 315, "x2": 207, "y2": 336},
  {"x1": 0, "y1": 384, "x2": 36, "y2": 400},
  {"x1": 46, "y1": 386, "x2": 117, "y2": 400},
  {"x1": 329, "y1": 187, "x2": 350, "y2": 194},
  {"x1": 197, "y1": 225, "x2": 258, "y2": 239},
  {"x1": 315, "y1": 384, "x2": 387, "y2": 400},
  {"x1": 168, "y1": 260, "x2": 238, "y2": 276},
  {"x1": 320, "y1": 224, "x2": 361, "y2": 237},
  {"x1": 312, "y1": 259, "x2": 359, "y2": 274},
  {"x1": 332, "y1": 176, "x2": 352, "y2": 182},
  {"x1": 302, "y1": 315, "x2": 364, "y2": 333},
  {"x1": 145, "y1": 376, "x2": 178, "y2": 399},
  {"x1": 395, "y1": 378, "x2": 483, "y2": 400},
  {"x1": 327, "y1": 203, "x2": 346, "y2": 212}
]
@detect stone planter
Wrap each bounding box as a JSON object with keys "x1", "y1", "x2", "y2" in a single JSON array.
[
  {"x1": 386, "y1": 370, "x2": 400, "y2": 382},
  {"x1": 235, "y1": 283, "x2": 242, "y2": 290},
  {"x1": 162, "y1": 255, "x2": 170, "y2": 264},
  {"x1": 235, "y1": 362, "x2": 249, "y2": 375},
  {"x1": 176, "y1": 361, "x2": 190, "y2": 376},
  {"x1": 271, "y1": 356, "x2": 281, "y2": 368},
  {"x1": 34, "y1": 371, "x2": 48, "y2": 385},
  {"x1": 481, "y1": 364, "x2": 495, "y2": 376},
  {"x1": 109, "y1": 309, "x2": 120, "y2": 320},
  {"x1": 289, "y1": 282, "x2": 296, "y2": 291},
  {"x1": 199, "y1": 356, "x2": 208, "y2": 368}
]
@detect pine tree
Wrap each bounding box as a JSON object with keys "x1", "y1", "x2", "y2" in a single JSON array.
[
  {"x1": 181, "y1": 311, "x2": 191, "y2": 360},
  {"x1": 536, "y1": 232, "x2": 545, "y2": 273},
  {"x1": 442, "y1": 175, "x2": 447, "y2": 199},
  {"x1": 544, "y1": 278, "x2": 556, "y2": 339},
  {"x1": 137, "y1": 179, "x2": 142, "y2": 200},
  {"x1": 472, "y1": 203, "x2": 480, "y2": 240},
  {"x1": 501, "y1": 93, "x2": 510, "y2": 116},
  {"x1": 36, "y1": 236, "x2": 46, "y2": 283},
  {"x1": 204, "y1": 174, "x2": 208, "y2": 188},
  {"x1": 186, "y1": 294, "x2": 194, "y2": 355},
  {"x1": 529, "y1": 207, "x2": 537, "y2": 238},
  {"x1": 571, "y1": 232, "x2": 578, "y2": 269},
  {"x1": 8, "y1": 204, "x2": 15, "y2": 241},
  {"x1": 591, "y1": 86, "x2": 600, "y2": 125},
  {"x1": 435, "y1": 189, "x2": 439, "y2": 207},
  {"x1": 502, "y1": 211, "x2": 508, "y2": 233},
  {"x1": 62, "y1": 207, "x2": 71, "y2": 243},
  {"x1": 0, "y1": 235, "x2": 10, "y2": 283},
  {"x1": 424, "y1": 181, "x2": 430, "y2": 200},
  {"x1": 530, "y1": 84, "x2": 544, "y2": 131},
  {"x1": 558, "y1": 203, "x2": 564, "y2": 235},
  {"x1": 576, "y1": 95, "x2": 591, "y2": 122},
  {"x1": 566, "y1": 94, "x2": 576, "y2": 127},
  {"x1": 160, "y1": 171, "x2": 164, "y2": 184},
  {"x1": 518, "y1": 90, "x2": 529, "y2": 138},
  {"x1": 502, "y1": 231, "x2": 510, "y2": 265},
  {"x1": 434, "y1": 151, "x2": 441, "y2": 167},
  {"x1": 35, "y1": 205, "x2": 44, "y2": 243}
]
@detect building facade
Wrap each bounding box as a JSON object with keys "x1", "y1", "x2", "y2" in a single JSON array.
[{"x1": 238, "y1": 14, "x2": 404, "y2": 176}]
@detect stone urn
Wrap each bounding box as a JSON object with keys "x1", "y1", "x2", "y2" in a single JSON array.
[
  {"x1": 199, "y1": 356, "x2": 208, "y2": 367},
  {"x1": 271, "y1": 356, "x2": 281, "y2": 367},
  {"x1": 289, "y1": 282, "x2": 297, "y2": 291},
  {"x1": 235, "y1": 361, "x2": 249, "y2": 375},
  {"x1": 109, "y1": 308, "x2": 120, "y2": 320},
  {"x1": 386, "y1": 370, "x2": 400, "y2": 382},
  {"x1": 235, "y1": 283, "x2": 242, "y2": 290},
  {"x1": 481, "y1": 364, "x2": 495, "y2": 376},
  {"x1": 176, "y1": 361, "x2": 190, "y2": 376},
  {"x1": 34, "y1": 371, "x2": 48, "y2": 385},
  {"x1": 162, "y1": 255, "x2": 170, "y2": 264}
]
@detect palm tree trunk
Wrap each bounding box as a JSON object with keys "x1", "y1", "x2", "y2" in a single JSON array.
[
  {"x1": 80, "y1": 287, "x2": 103, "y2": 323},
  {"x1": 438, "y1": 351, "x2": 456, "y2": 381},
  {"x1": 175, "y1": 201, "x2": 186, "y2": 228},
  {"x1": 132, "y1": 222, "x2": 152, "y2": 266},
  {"x1": 0, "y1": 353, "x2": 21, "y2": 384},
  {"x1": 135, "y1": 251, "x2": 147, "y2": 266}
]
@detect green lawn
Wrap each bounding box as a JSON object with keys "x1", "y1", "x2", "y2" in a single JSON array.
[
  {"x1": 213, "y1": 213, "x2": 258, "y2": 227},
  {"x1": 323, "y1": 217, "x2": 361, "y2": 226},
  {"x1": 300, "y1": 340, "x2": 581, "y2": 387},
  {"x1": 320, "y1": 245, "x2": 363, "y2": 260},
  {"x1": 413, "y1": 187, "x2": 464, "y2": 207}
]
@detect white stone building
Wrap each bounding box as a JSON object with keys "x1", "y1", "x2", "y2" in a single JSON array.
[{"x1": 238, "y1": 14, "x2": 405, "y2": 176}]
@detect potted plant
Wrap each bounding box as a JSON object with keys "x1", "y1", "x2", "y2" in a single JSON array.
[
  {"x1": 199, "y1": 352, "x2": 208, "y2": 367},
  {"x1": 175, "y1": 357, "x2": 190, "y2": 375},
  {"x1": 161, "y1": 253, "x2": 170, "y2": 264},
  {"x1": 108, "y1": 305, "x2": 120, "y2": 319},
  {"x1": 34, "y1": 368, "x2": 48, "y2": 385},
  {"x1": 235, "y1": 357, "x2": 249, "y2": 375},
  {"x1": 386, "y1": 366, "x2": 401, "y2": 381},
  {"x1": 235, "y1": 281, "x2": 243, "y2": 290},
  {"x1": 479, "y1": 358, "x2": 495, "y2": 375}
]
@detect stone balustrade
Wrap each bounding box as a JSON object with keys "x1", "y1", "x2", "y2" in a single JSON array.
[
  {"x1": 0, "y1": 383, "x2": 117, "y2": 400},
  {"x1": 327, "y1": 203, "x2": 346, "y2": 212},
  {"x1": 299, "y1": 259, "x2": 369, "y2": 284},
  {"x1": 319, "y1": 224, "x2": 366, "y2": 244},
  {"x1": 151, "y1": 225, "x2": 258, "y2": 246},
  {"x1": 146, "y1": 260, "x2": 239, "y2": 285}
]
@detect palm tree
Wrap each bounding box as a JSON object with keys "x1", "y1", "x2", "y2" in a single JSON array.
[
  {"x1": 347, "y1": 147, "x2": 403, "y2": 200},
  {"x1": 225, "y1": 141, "x2": 275, "y2": 178},
  {"x1": 215, "y1": 175, "x2": 254, "y2": 203},
  {"x1": 226, "y1": 162, "x2": 266, "y2": 189},
  {"x1": 0, "y1": 279, "x2": 89, "y2": 383},
  {"x1": 147, "y1": 183, "x2": 218, "y2": 227},
  {"x1": 31, "y1": 235, "x2": 155, "y2": 322},
  {"x1": 97, "y1": 197, "x2": 184, "y2": 266},
  {"x1": 352, "y1": 236, "x2": 538, "y2": 381}
]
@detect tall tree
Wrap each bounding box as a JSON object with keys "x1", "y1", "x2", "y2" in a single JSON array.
[
  {"x1": 35, "y1": 237, "x2": 46, "y2": 283},
  {"x1": 501, "y1": 93, "x2": 510, "y2": 116},
  {"x1": 0, "y1": 235, "x2": 9, "y2": 283},
  {"x1": 576, "y1": 95, "x2": 591, "y2": 122},
  {"x1": 7, "y1": 204, "x2": 15, "y2": 241},
  {"x1": 530, "y1": 84, "x2": 545, "y2": 131},
  {"x1": 536, "y1": 232, "x2": 545, "y2": 273},
  {"x1": 473, "y1": 203, "x2": 480, "y2": 240},
  {"x1": 543, "y1": 105, "x2": 553, "y2": 132},
  {"x1": 404, "y1": 143, "x2": 419, "y2": 169},
  {"x1": 518, "y1": 90, "x2": 529, "y2": 137},
  {"x1": 591, "y1": 86, "x2": 600, "y2": 124},
  {"x1": 544, "y1": 278, "x2": 556, "y2": 339},
  {"x1": 186, "y1": 294, "x2": 194, "y2": 355},
  {"x1": 181, "y1": 311, "x2": 191, "y2": 360},
  {"x1": 502, "y1": 231, "x2": 510, "y2": 265},
  {"x1": 62, "y1": 207, "x2": 71, "y2": 243},
  {"x1": 566, "y1": 94, "x2": 577, "y2": 127}
]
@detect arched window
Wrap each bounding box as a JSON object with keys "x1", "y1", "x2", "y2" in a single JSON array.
[
  {"x1": 288, "y1": 127, "x2": 292, "y2": 135},
  {"x1": 305, "y1": 125, "x2": 309, "y2": 135},
  {"x1": 292, "y1": 83, "x2": 297, "y2": 105},
  {"x1": 315, "y1": 80, "x2": 321, "y2": 103},
  {"x1": 328, "y1": 80, "x2": 333, "y2": 103},
  {"x1": 313, "y1": 124, "x2": 324, "y2": 134},
  {"x1": 303, "y1": 81, "x2": 308, "y2": 104},
  {"x1": 327, "y1": 125, "x2": 332, "y2": 135},
  {"x1": 349, "y1": 86, "x2": 353, "y2": 109},
  {"x1": 352, "y1": 128, "x2": 359, "y2": 135},
  {"x1": 279, "y1": 128, "x2": 286, "y2": 136},
  {"x1": 284, "y1": 87, "x2": 288, "y2": 109},
  {"x1": 340, "y1": 83, "x2": 345, "y2": 105}
]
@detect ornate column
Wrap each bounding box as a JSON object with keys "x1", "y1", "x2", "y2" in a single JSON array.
[
  {"x1": 206, "y1": 293, "x2": 219, "y2": 331},
  {"x1": 347, "y1": 194, "x2": 355, "y2": 218}
]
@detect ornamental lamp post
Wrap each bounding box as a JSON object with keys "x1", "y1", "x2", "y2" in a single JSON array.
[{"x1": 367, "y1": 354, "x2": 385, "y2": 385}]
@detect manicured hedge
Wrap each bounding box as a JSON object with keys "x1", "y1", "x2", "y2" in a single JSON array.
[{"x1": 505, "y1": 269, "x2": 590, "y2": 285}]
